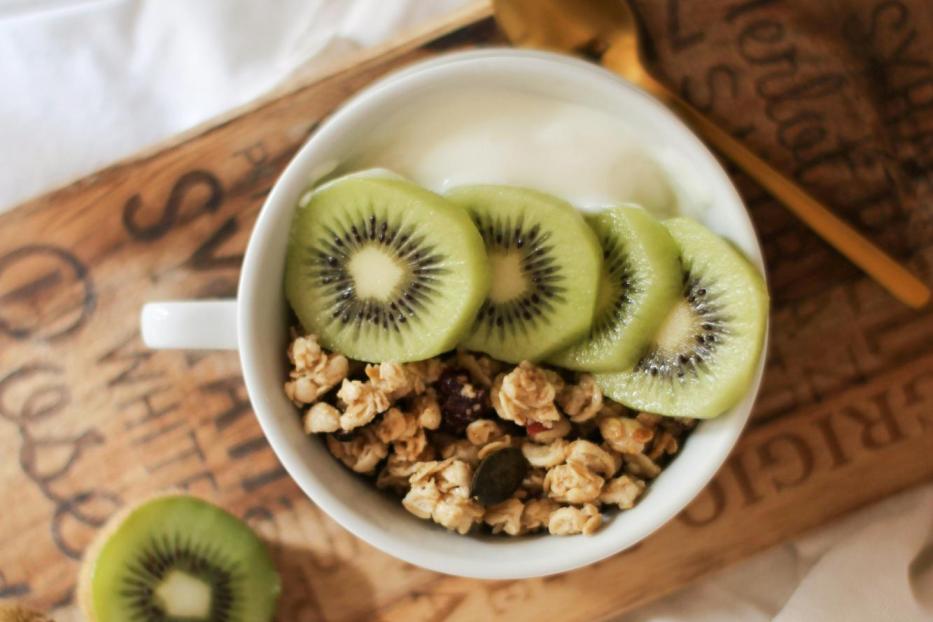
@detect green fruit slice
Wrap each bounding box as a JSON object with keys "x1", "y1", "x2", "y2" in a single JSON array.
[
  {"x1": 79, "y1": 494, "x2": 280, "y2": 621},
  {"x1": 286, "y1": 174, "x2": 489, "y2": 362},
  {"x1": 548, "y1": 206, "x2": 681, "y2": 372},
  {"x1": 447, "y1": 185, "x2": 602, "y2": 363},
  {"x1": 595, "y1": 217, "x2": 768, "y2": 418}
]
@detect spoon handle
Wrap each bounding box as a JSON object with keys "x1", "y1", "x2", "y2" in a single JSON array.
[{"x1": 639, "y1": 74, "x2": 930, "y2": 309}]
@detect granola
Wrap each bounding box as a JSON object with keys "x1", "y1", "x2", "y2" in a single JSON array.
[
  {"x1": 599, "y1": 413, "x2": 654, "y2": 454},
  {"x1": 438, "y1": 435, "x2": 481, "y2": 467},
  {"x1": 376, "y1": 451, "x2": 431, "y2": 492},
  {"x1": 365, "y1": 360, "x2": 444, "y2": 401},
  {"x1": 528, "y1": 416, "x2": 572, "y2": 443},
  {"x1": 465, "y1": 419, "x2": 505, "y2": 446},
  {"x1": 543, "y1": 460, "x2": 604, "y2": 504},
  {"x1": 491, "y1": 361, "x2": 563, "y2": 428},
  {"x1": 286, "y1": 332, "x2": 696, "y2": 537},
  {"x1": 375, "y1": 407, "x2": 428, "y2": 462},
  {"x1": 402, "y1": 458, "x2": 484, "y2": 534},
  {"x1": 284, "y1": 334, "x2": 349, "y2": 405},
  {"x1": 521, "y1": 439, "x2": 569, "y2": 468},
  {"x1": 336, "y1": 379, "x2": 390, "y2": 431},
  {"x1": 600, "y1": 475, "x2": 646, "y2": 509},
  {"x1": 325, "y1": 428, "x2": 388, "y2": 474},
  {"x1": 484, "y1": 497, "x2": 525, "y2": 536},
  {"x1": 557, "y1": 374, "x2": 603, "y2": 423},
  {"x1": 548, "y1": 503, "x2": 601, "y2": 536},
  {"x1": 521, "y1": 498, "x2": 559, "y2": 532},
  {"x1": 303, "y1": 402, "x2": 340, "y2": 434}
]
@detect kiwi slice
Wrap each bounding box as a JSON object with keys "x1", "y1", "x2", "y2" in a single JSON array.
[
  {"x1": 79, "y1": 494, "x2": 280, "y2": 622},
  {"x1": 595, "y1": 218, "x2": 768, "y2": 418},
  {"x1": 548, "y1": 206, "x2": 682, "y2": 372},
  {"x1": 285, "y1": 174, "x2": 489, "y2": 362},
  {"x1": 446, "y1": 185, "x2": 602, "y2": 363}
]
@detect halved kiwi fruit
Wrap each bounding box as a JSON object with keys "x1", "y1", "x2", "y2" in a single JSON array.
[
  {"x1": 595, "y1": 218, "x2": 768, "y2": 418},
  {"x1": 446, "y1": 185, "x2": 602, "y2": 363},
  {"x1": 285, "y1": 173, "x2": 489, "y2": 362},
  {"x1": 548, "y1": 206, "x2": 681, "y2": 372},
  {"x1": 79, "y1": 494, "x2": 280, "y2": 622}
]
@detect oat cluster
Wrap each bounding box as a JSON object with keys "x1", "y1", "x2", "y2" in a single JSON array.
[{"x1": 286, "y1": 333, "x2": 696, "y2": 537}]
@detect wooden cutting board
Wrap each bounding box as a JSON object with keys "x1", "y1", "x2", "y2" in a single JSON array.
[{"x1": 2, "y1": 1, "x2": 932, "y2": 620}]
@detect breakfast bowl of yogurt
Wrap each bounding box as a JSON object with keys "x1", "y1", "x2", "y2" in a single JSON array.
[{"x1": 141, "y1": 49, "x2": 768, "y2": 579}]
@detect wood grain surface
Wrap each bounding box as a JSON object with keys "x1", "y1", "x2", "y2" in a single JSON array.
[{"x1": 1, "y1": 1, "x2": 932, "y2": 620}]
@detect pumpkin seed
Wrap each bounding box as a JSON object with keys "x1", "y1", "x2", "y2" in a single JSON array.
[{"x1": 471, "y1": 447, "x2": 528, "y2": 506}]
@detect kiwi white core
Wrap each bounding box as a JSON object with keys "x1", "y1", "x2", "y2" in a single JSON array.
[
  {"x1": 488, "y1": 251, "x2": 528, "y2": 304},
  {"x1": 654, "y1": 300, "x2": 699, "y2": 353},
  {"x1": 154, "y1": 570, "x2": 212, "y2": 618},
  {"x1": 347, "y1": 245, "x2": 407, "y2": 300}
]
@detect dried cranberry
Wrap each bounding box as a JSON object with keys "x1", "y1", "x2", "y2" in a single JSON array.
[
  {"x1": 436, "y1": 368, "x2": 468, "y2": 397},
  {"x1": 436, "y1": 368, "x2": 490, "y2": 435},
  {"x1": 526, "y1": 422, "x2": 547, "y2": 436}
]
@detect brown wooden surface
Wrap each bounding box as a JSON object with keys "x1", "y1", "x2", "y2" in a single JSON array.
[{"x1": 1, "y1": 1, "x2": 932, "y2": 620}]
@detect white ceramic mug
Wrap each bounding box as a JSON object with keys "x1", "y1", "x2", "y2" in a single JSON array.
[{"x1": 141, "y1": 49, "x2": 767, "y2": 579}]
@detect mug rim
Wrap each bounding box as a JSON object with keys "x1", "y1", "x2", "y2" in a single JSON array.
[{"x1": 237, "y1": 48, "x2": 768, "y2": 579}]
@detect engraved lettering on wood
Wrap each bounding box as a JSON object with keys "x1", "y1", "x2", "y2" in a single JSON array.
[
  {"x1": 122, "y1": 170, "x2": 224, "y2": 242},
  {"x1": 0, "y1": 246, "x2": 95, "y2": 341},
  {"x1": 1, "y1": 3, "x2": 933, "y2": 619}
]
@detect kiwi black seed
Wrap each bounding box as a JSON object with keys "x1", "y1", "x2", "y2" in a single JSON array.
[
  {"x1": 548, "y1": 206, "x2": 681, "y2": 373},
  {"x1": 596, "y1": 235, "x2": 635, "y2": 332},
  {"x1": 447, "y1": 186, "x2": 602, "y2": 363},
  {"x1": 286, "y1": 174, "x2": 489, "y2": 362},
  {"x1": 314, "y1": 215, "x2": 444, "y2": 331},
  {"x1": 635, "y1": 274, "x2": 727, "y2": 380},
  {"x1": 471, "y1": 215, "x2": 562, "y2": 330}
]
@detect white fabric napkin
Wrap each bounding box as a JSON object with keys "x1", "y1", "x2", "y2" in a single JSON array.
[
  {"x1": 0, "y1": 0, "x2": 468, "y2": 208},
  {"x1": 619, "y1": 483, "x2": 933, "y2": 621},
  {"x1": 1, "y1": 2, "x2": 931, "y2": 620}
]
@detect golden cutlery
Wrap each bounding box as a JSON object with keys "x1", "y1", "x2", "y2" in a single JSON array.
[{"x1": 494, "y1": 0, "x2": 930, "y2": 309}]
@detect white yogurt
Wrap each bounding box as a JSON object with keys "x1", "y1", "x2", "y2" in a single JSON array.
[{"x1": 348, "y1": 87, "x2": 701, "y2": 217}]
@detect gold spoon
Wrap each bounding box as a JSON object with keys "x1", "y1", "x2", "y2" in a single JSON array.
[{"x1": 494, "y1": 0, "x2": 931, "y2": 309}]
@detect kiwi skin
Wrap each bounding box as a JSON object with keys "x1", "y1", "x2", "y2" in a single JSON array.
[
  {"x1": 78, "y1": 491, "x2": 171, "y2": 621},
  {"x1": 0, "y1": 605, "x2": 53, "y2": 622},
  {"x1": 547, "y1": 206, "x2": 682, "y2": 373},
  {"x1": 78, "y1": 492, "x2": 278, "y2": 622},
  {"x1": 594, "y1": 217, "x2": 769, "y2": 418}
]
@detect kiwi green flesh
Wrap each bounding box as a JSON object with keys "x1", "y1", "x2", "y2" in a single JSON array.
[
  {"x1": 548, "y1": 206, "x2": 682, "y2": 372},
  {"x1": 595, "y1": 217, "x2": 768, "y2": 418},
  {"x1": 446, "y1": 185, "x2": 602, "y2": 363},
  {"x1": 87, "y1": 495, "x2": 280, "y2": 622},
  {"x1": 285, "y1": 175, "x2": 489, "y2": 362}
]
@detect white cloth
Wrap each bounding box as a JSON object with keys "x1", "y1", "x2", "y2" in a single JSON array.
[
  {"x1": 1, "y1": 2, "x2": 931, "y2": 620},
  {"x1": 0, "y1": 0, "x2": 468, "y2": 207},
  {"x1": 618, "y1": 483, "x2": 933, "y2": 622}
]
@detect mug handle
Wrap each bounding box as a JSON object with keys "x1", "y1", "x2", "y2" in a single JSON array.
[{"x1": 140, "y1": 300, "x2": 238, "y2": 350}]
